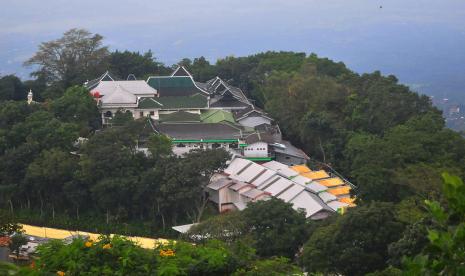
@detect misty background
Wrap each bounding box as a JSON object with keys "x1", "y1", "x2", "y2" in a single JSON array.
[{"x1": 1, "y1": 0, "x2": 464, "y2": 102}]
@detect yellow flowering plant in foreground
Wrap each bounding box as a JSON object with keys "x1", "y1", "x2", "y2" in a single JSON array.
[
  {"x1": 31, "y1": 235, "x2": 157, "y2": 275},
  {"x1": 159, "y1": 248, "x2": 175, "y2": 257}
]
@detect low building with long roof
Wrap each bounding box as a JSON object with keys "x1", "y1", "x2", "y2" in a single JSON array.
[{"x1": 206, "y1": 158, "x2": 356, "y2": 219}]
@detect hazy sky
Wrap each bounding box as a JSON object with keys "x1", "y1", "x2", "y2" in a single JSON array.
[{"x1": 1, "y1": 0, "x2": 465, "y2": 99}]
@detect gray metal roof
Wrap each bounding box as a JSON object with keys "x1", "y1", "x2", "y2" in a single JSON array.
[
  {"x1": 172, "y1": 223, "x2": 198, "y2": 234},
  {"x1": 272, "y1": 140, "x2": 310, "y2": 160},
  {"x1": 207, "y1": 178, "x2": 234, "y2": 191},
  {"x1": 233, "y1": 201, "x2": 247, "y2": 211},
  {"x1": 230, "y1": 181, "x2": 252, "y2": 191},
  {"x1": 156, "y1": 122, "x2": 243, "y2": 140},
  {"x1": 241, "y1": 188, "x2": 267, "y2": 199}
]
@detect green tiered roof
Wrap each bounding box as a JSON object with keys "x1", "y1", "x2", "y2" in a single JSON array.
[
  {"x1": 147, "y1": 76, "x2": 206, "y2": 96},
  {"x1": 159, "y1": 111, "x2": 201, "y2": 122},
  {"x1": 138, "y1": 94, "x2": 208, "y2": 109},
  {"x1": 200, "y1": 110, "x2": 236, "y2": 124}
]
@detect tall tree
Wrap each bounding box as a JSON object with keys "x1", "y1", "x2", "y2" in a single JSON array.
[
  {"x1": 51, "y1": 86, "x2": 101, "y2": 133},
  {"x1": 25, "y1": 28, "x2": 109, "y2": 96},
  {"x1": 25, "y1": 148, "x2": 78, "y2": 218},
  {"x1": 301, "y1": 202, "x2": 405, "y2": 275},
  {"x1": 404, "y1": 173, "x2": 465, "y2": 274},
  {"x1": 242, "y1": 198, "x2": 308, "y2": 258},
  {"x1": 0, "y1": 75, "x2": 27, "y2": 101},
  {"x1": 109, "y1": 50, "x2": 170, "y2": 79}
]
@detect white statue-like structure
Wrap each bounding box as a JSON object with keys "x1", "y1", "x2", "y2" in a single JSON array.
[{"x1": 27, "y1": 89, "x2": 33, "y2": 104}]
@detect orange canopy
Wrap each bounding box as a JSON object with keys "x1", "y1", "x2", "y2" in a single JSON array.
[
  {"x1": 317, "y1": 177, "x2": 345, "y2": 187},
  {"x1": 339, "y1": 197, "x2": 357, "y2": 206},
  {"x1": 290, "y1": 165, "x2": 311, "y2": 173},
  {"x1": 301, "y1": 170, "x2": 330, "y2": 180},
  {"x1": 327, "y1": 186, "x2": 351, "y2": 196}
]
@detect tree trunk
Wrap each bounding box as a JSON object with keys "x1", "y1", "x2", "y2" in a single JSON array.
[
  {"x1": 52, "y1": 204, "x2": 55, "y2": 220},
  {"x1": 76, "y1": 206, "x2": 80, "y2": 220},
  {"x1": 318, "y1": 136, "x2": 326, "y2": 163},
  {"x1": 39, "y1": 193, "x2": 44, "y2": 218},
  {"x1": 8, "y1": 199, "x2": 14, "y2": 215},
  {"x1": 196, "y1": 197, "x2": 209, "y2": 223},
  {"x1": 161, "y1": 213, "x2": 165, "y2": 231},
  {"x1": 106, "y1": 209, "x2": 109, "y2": 224}
]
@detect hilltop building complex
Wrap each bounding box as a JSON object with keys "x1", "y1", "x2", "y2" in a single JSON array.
[{"x1": 86, "y1": 67, "x2": 309, "y2": 165}]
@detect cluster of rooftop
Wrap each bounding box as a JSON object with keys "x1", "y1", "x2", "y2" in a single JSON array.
[
  {"x1": 207, "y1": 158, "x2": 356, "y2": 219},
  {"x1": 86, "y1": 66, "x2": 308, "y2": 165}
]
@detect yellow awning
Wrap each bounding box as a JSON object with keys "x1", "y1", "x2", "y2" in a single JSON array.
[
  {"x1": 339, "y1": 197, "x2": 357, "y2": 206},
  {"x1": 327, "y1": 186, "x2": 351, "y2": 196},
  {"x1": 301, "y1": 170, "x2": 330, "y2": 180},
  {"x1": 21, "y1": 224, "x2": 171, "y2": 249},
  {"x1": 317, "y1": 177, "x2": 345, "y2": 187},
  {"x1": 290, "y1": 165, "x2": 312, "y2": 173}
]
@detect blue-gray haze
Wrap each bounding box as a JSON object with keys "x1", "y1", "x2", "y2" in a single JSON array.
[{"x1": 1, "y1": 0, "x2": 464, "y2": 101}]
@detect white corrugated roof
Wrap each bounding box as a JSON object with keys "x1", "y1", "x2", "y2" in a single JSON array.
[
  {"x1": 233, "y1": 201, "x2": 247, "y2": 211},
  {"x1": 224, "y1": 158, "x2": 252, "y2": 175},
  {"x1": 327, "y1": 200, "x2": 349, "y2": 211},
  {"x1": 306, "y1": 181, "x2": 328, "y2": 193},
  {"x1": 231, "y1": 163, "x2": 266, "y2": 183},
  {"x1": 241, "y1": 188, "x2": 267, "y2": 199},
  {"x1": 290, "y1": 191, "x2": 329, "y2": 218},
  {"x1": 262, "y1": 161, "x2": 299, "y2": 178},
  {"x1": 257, "y1": 175, "x2": 280, "y2": 190},
  {"x1": 277, "y1": 184, "x2": 305, "y2": 202},
  {"x1": 249, "y1": 169, "x2": 276, "y2": 187},
  {"x1": 102, "y1": 85, "x2": 137, "y2": 104},
  {"x1": 292, "y1": 175, "x2": 312, "y2": 186},
  {"x1": 318, "y1": 192, "x2": 337, "y2": 203},
  {"x1": 172, "y1": 223, "x2": 198, "y2": 234},
  {"x1": 207, "y1": 178, "x2": 233, "y2": 190},
  {"x1": 263, "y1": 177, "x2": 294, "y2": 196},
  {"x1": 92, "y1": 80, "x2": 157, "y2": 96},
  {"x1": 229, "y1": 181, "x2": 252, "y2": 192}
]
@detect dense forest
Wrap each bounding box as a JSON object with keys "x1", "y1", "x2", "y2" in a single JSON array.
[{"x1": 1, "y1": 29, "x2": 465, "y2": 274}]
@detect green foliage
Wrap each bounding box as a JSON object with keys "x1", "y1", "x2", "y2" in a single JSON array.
[
  {"x1": 109, "y1": 50, "x2": 171, "y2": 79},
  {"x1": 0, "y1": 75, "x2": 27, "y2": 101},
  {"x1": 147, "y1": 133, "x2": 172, "y2": 159},
  {"x1": 0, "y1": 262, "x2": 37, "y2": 276},
  {"x1": 345, "y1": 113, "x2": 465, "y2": 202},
  {"x1": 242, "y1": 198, "x2": 308, "y2": 258},
  {"x1": 233, "y1": 256, "x2": 304, "y2": 276},
  {"x1": 388, "y1": 221, "x2": 429, "y2": 267},
  {"x1": 35, "y1": 235, "x2": 156, "y2": 275},
  {"x1": 156, "y1": 240, "x2": 236, "y2": 275},
  {"x1": 183, "y1": 56, "x2": 217, "y2": 82},
  {"x1": 301, "y1": 202, "x2": 405, "y2": 275},
  {"x1": 8, "y1": 234, "x2": 28, "y2": 257},
  {"x1": 51, "y1": 86, "x2": 101, "y2": 132},
  {"x1": 403, "y1": 173, "x2": 465, "y2": 274},
  {"x1": 25, "y1": 28, "x2": 110, "y2": 96},
  {"x1": 0, "y1": 213, "x2": 23, "y2": 236},
  {"x1": 188, "y1": 211, "x2": 247, "y2": 243},
  {"x1": 111, "y1": 110, "x2": 134, "y2": 126}
]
